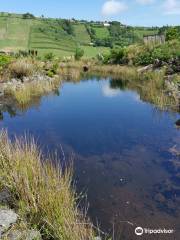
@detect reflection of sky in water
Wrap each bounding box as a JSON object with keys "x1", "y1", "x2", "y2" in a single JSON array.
[
  {"x1": 102, "y1": 83, "x2": 120, "y2": 97},
  {"x1": 0, "y1": 78, "x2": 180, "y2": 239}
]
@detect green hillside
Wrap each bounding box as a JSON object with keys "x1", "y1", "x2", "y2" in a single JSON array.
[
  {"x1": 91, "y1": 25, "x2": 110, "y2": 39},
  {"x1": 0, "y1": 13, "x2": 160, "y2": 58},
  {"x1": 73, "y1": 24, "x2": 91, "y2": 45},
  {"x1": 0, "y1": 15, "x2": 32, "y2": 51}
]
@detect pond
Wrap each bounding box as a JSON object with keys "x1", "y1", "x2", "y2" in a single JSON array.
[{"x1": 0, "y1": 77, "x2": 180, "y2": 239}]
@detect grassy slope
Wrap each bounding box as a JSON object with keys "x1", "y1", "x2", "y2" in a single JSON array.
[
  {"x1": 29, "y1": 23, "x2": 77, "y2": 57},
  {"x1": 73, "y1": 24, "x2": 91, "y2": 45},
  {"x1": 0, "y1": 15, "x2": 32, "y2": 51},
  {"x1": 82, "y1": 46, "x2": 110, "y2": 58},
  {"x1": 134, "y1": 28, "x2": 159, "y2": 39},
  {"x1": 0, "y1": 13, "x2": 159, "y2": 58},
  {"x1": 92, "y1": 26, "x2": 110, "y2": 39}
]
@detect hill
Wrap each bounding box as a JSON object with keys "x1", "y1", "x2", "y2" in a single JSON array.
[{"x1": 0, "y1": 12, "x2": 160, "y2": 58}]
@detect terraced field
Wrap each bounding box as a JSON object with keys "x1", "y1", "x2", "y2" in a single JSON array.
[
  {"x1": 0, "y1": 16, "x2": 32, "y2": 51},
  {"x1": 29, "y1": 24, "x2": 77, "y2": 56},
  {"x1": 73, "y1": 24, "x2": 91, "y2": 45}
]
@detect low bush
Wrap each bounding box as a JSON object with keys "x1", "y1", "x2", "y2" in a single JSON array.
[
  {"x1": 0, "y1": 54, "x2": 12, "y2": 70},
  {"x1": 74, "y1": 48, "x2": 84, "y2": 61},
  {"x1": 102, "y1": 40, "x2": 180, "y2": 66},
  {"x1": 44, "y1": 52, "x2": 55, "y2": 61}
]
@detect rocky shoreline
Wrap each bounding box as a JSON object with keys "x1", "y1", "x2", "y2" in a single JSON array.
[
  {"x1": 0, "y1": 74, "x2": 57, "y2": 98},
  {"x1": 0, "y1": 189, "x2": 42, "y2": 240}
]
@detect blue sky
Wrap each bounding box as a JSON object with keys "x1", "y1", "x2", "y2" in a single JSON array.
[{"x1": 1, "y1": 0, "x2": 180, "y2": 26}]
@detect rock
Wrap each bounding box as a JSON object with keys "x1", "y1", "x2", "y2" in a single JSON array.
[
  {"x1": 7, "y1": 230, "x2": 42, "y2": 240},
  {"x1": 154, "y1": 193, "x2": 166, "y2": 203},
  {"x1": 0, "y1": 188, "x2": 12, "y2": 205},
  {"x1": 0, "y1": 209, "x2": 18, "y2": 237},
  {"x1": 137, "y1": 64, "x2": 153, "y2": 73},
  {"x1": 175, "y1": 119, "x2": 180, "y2": 128}
]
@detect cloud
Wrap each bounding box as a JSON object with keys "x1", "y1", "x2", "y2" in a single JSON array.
[
  {"x1": 163, "y1": 0, "x2": 180, "y2": 15},
  {"x1": 101, "y1": 0, "x2": 128, "y2": 16},
  {"x1": 102, "y1": 84, "x2": 120, "y2": 97},
  {"x1": 136, "y1": 0, "x2": 155, "y2": 4}
]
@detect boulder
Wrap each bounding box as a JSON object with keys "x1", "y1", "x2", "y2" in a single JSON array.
[
  {"x1": 137, "y1": 64, "x2": 153, "y2": 73},
  {"x1": 0, "y1": 209, "x2": 18, "y2": 237}
]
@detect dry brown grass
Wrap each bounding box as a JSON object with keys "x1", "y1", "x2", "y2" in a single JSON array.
[
  {"x1": 0, "y1": 130, "x2": 95, "y2": 240},
  {"x1": 9, "y1": 59, "x2": 35, "y2": 79}
]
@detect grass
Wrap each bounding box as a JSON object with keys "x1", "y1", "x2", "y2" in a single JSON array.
[
  {"x1": 90, "y1": 64, "x2": 139, "y2": 81},
  {"x1": 73, "y1": 24, "x2": 91, "y2": 45},
  {"x1": 0, "y1": 130, "x2": 95, "y2": 240},
  {"x1": 91, "y1": 26, "x2": 110, "y2": 39},
  {"x1": 82, "y1": 46, "x2": 110, "y2": 58},
  {"x1": 9, "y1": 59, "x2": 35, "y2": 79},
  {"x1": 7, "y1": 76, "x2": 61, "y2": 106},
  {"x1": 0, "y1": 16, "x2": 32, "y2": 51}
]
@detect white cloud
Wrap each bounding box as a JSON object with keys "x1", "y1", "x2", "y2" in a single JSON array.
[
  {"x1": 102, "y1": 84, "x2": 120, "y2": 97},
  {"x1": 136, "y1": 0, "x2": 155, "y2": 4},
  {"x1": 101, "y1": 0, "x2": 128, "y2": 16},
  {"x1": 164, "y1": 0, "x2": 180, "y2": 15}
]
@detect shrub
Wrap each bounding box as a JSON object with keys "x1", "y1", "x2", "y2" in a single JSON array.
[
  {"x1": 44, "y1": 52, "x2": 55, "y2": 61},
  {"x1": 9, "y1": 59, "x2": 34, "y2": 79},
  {"x1": 74, "y1": 48, "x2": 84, "y2": 61},
  {"x1": 101, "y1": 47, "x2": 127, "y2": 64},
  {"x1": 0, "y1": 54, "x2": 12, "y2": 69},
  {"x1": 166, "y1": 27, "x2": 180, "y2": 41}
]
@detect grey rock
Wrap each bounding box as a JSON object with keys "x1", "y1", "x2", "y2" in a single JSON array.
[
  {"x1": 0, "y1": 209, "x2": 18, "y2": 237},
  {"x1": 137, "y1": 64, "x2": 153, "y2": 73},
  {"x1": 0, "y1": 189, "x2": 12, "y2": 205},
  {"x1": 7, "y1": 230, "x2": 41, "y2": 240}
]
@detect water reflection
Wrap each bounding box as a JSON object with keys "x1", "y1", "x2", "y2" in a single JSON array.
[{"x1": 0, "y1": 77, "x2": 180, "y2": 239}]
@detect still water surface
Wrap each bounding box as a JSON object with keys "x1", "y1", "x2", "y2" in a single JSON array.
[{"x1": 0, "y1": 77, "x2": 180, "y2": 239}]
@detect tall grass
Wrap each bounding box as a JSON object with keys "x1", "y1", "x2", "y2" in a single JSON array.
[
  {"x1": 6, "y1": 77, "x2": 61, "y2": 106},
  {"x1": 9, "y1": 59, "x2": 35, "y2": 79},
  {"x1": 90, "y1": 65, "x2": 139, "y2": 81},
  {"x1": 0, "y1": 130, "x2": 94, "y2": 240}
]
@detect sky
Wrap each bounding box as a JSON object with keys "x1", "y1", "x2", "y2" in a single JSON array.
[{"x1": 0, "y1": 0, "x2": 180, "y2": 26}]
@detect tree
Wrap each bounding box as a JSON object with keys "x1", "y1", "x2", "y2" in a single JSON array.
[
  {"x1": 166, "y1": 27, "x2": 179, "y2": 41},
  {"x1": 22, "y1": 12, "x2": 35, "y2": 19},
  {"x1": 74, "y1": 48, "x2": 84, "y2": 60}
]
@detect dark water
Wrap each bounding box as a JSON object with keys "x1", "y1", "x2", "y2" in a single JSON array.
[{"x1": 0, "y1": 78, "x2": 180, "y2": 239}]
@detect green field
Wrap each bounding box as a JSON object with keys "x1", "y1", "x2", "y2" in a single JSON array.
[
  {"x1": 82, "y1": 46, "x2": 110, "y2": 58},
  {"x1": 92, "y1": 26, "x2": 110, "y2": 39},
  {"x1": 73, "y1": 24, "x2": 91, "y2": 45},
  {"x1": 134, "y1": 28, "x2": 159, "y2": 39},
  {"x1": 29, "y1": 23, "x2": 77, "y2": 56},
  {"x1": 0, "y1": 13, "x2": 161, "y2": 58},
  {"x1": 0, "y1": 16, "x2": 32, "y2": 51}
]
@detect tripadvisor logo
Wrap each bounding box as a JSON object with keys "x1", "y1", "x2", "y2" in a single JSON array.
[
  {"x1": 135, "y1": 227, "x2": 174, "y2": 236},
  {"x1": 135, "y1": 227, "x2": 143, "y2": 236}
]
